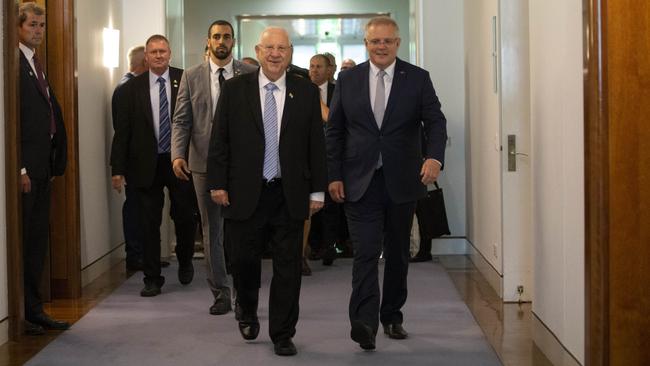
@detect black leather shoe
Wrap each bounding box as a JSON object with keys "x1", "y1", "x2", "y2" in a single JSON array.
[
  {"x1": 274, "y1": 338, "x2": 297, "y2": 356},
  {"x1": 238, "y1": 318, "x2": 260, "y2": 340},
  {"x1": 409, "y1": 253, "x2": 433, "y2": 263},
  {"x1": 24, "y1": 320, "x2": 45, "y2": 335},
  {"x1": 351, "y1": 320, "x2": 376, "y2": 350},
  {"x1": 210, "y1": 297, "x2": 232, "y2": 315},
  {"x1": 321, "y1": 245, "x2": 337, "y2": 266},
  {"x1": 31, "y1": 314, "x2": 70, "y2": 330},
  {"x1": 178, "y1": 261, "x2": 194, "y2": 285},
  {"x1": 140, "y1": 282, "x2": 162, "y2": 297},
  {"x1": 383, "y1": 323, "x2": 408, "y2": 339}
]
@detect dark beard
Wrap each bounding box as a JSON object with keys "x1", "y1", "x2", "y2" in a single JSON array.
[{"x1": 212, "y1": 46, "x2": 232, "y2": 60}]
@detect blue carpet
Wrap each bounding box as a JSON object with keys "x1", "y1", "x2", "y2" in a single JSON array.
[{"x1": 27, "y1": 259, "x2": 501, "y2": 365}]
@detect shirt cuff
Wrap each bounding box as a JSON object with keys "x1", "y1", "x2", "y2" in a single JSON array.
[
  {"x1": 310, "y1": 192, "x2": 324, "y2": 202},
  {"x1": 432, "y1": 159, "x2": 442, "y2": 167},
  {"x1": 20, "y1": 168, "x2": 27, "y2": 175}
]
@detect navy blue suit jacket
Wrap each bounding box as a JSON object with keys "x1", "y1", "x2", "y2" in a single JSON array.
[{"x1": 326, "y1": 58, "x2": 447, "y2": 203}]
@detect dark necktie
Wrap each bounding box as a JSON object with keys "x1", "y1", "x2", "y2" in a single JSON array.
[
  {"x1": 157, "y1": 77, "x2": 171, "y2": 153},
  {"x1": 32, "y1": 53, "x2": 56, "y2": 135},
  {"x1": 218, "y1": 67, "x2": 226, "y2": 89}
]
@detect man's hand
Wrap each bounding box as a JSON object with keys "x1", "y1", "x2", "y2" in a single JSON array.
[
  {"x1": 172, "y1": 158, "x2": 191, "y2": 181},
  {"x1": 111, "y1": 175, "x2": 125, "y2": 193},
  {"x1": 20, "y1": 173, "x2": 31, "y2": 193},
  {"x1": 420, "y1": 159, "x2": 441, "y2": 185},
  {"x1": 328, "y1": 181, "x2": 345, "y2": 203},
  {"x1": 309, "y1": 200, "x2": 324, "y2": 217},
  {"x1": 211, "y1": 189, "x2": 230, "y2": 206}
]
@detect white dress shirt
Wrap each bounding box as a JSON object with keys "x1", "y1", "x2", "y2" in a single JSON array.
[
  {"x1": 258, "y1": 70, "x2": 324, "y2": 202},
  {"x1": 149, "y1": 68, "x2": 171, "y2": 152},
  {"x1": 210, "y1": 57, "x2": 234, "y2": 115},
  {"x1": 318, "y1": 81, "x2": 328, "y2": 105}
]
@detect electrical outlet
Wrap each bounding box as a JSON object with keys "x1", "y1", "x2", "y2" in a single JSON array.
[{"x1": 517, "y1": 285, "x2": 524, "y2": 295}]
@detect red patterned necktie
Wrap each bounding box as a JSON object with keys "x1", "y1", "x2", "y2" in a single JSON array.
[{"x1": 32, "y1": 53, "x2": 56, "y2": 135}]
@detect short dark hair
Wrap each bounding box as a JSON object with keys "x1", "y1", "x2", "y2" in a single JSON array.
[
  {"x1": 207, "y1": 20, "x2": 235, "y2": 39},
  {"x1": 145, "y1": 34, "x2": 170, "y2": 47},
  {"x1": 18, "y1": 2, "x2": 45, "y2": 27}
]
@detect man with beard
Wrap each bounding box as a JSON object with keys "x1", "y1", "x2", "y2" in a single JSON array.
[{"x1": 172, "y1": 20, "x2": 257, "y2": 315}]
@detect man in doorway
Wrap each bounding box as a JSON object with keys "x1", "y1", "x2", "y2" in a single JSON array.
[
  {"x1": 172, "y1": 20, "x2": 257, "y2": 315},
  {"x1": 111, "y1": 35, "x2": 197, "y2": 297},
  {"x1": 207, "y1": 27, "x2": 326, "y2": 356},
  {"x1": 327, "y1": 16, "x2": 447, "y2": 350},
  {"x1": 18, "y1": 1, "x2": 70, "y2": 335},
  {"x1": 112, "y1": 45, "x2": 148, "y2": 272}
]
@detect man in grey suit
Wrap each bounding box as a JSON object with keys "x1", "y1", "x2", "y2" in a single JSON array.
[{"x1": 172, "y1": 20, "x2": 258, "y2": 315}]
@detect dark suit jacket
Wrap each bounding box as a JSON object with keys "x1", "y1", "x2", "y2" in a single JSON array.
[
  {"x1": 110, "y1": 67, "x2": 183, "y2": 187},
  {"x1": 326, "y1": 82, "x2": 335, "y2": 107},
  {"x1": 111, "y1": 72, "x2": 135, "y2": 130},
  {"x1": 20, "y1": 51, "x2": 67, "y2": 179},
  {"x1": 207, "y1": 70, "x2": 327, "y2": 220},
  {"x1": 326, "y1": 58, "x2": 447, "y2": 203}
]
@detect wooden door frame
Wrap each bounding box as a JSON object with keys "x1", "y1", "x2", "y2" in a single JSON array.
[{"x1": 4, "y1": 0, "x2": 80, "y2": 340}]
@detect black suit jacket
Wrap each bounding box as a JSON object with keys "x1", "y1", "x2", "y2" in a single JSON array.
[
  {"x1": 110, "y1": 67, "x2": 183, "y2": 187},
  {"x1": 20, "y1": 51, "x2": 67, "y2": 179},
  {"x1": 326, "y1": 58, "x2": 447, "y2": 203},
  {"x1": 326, "y1": 82, "x2": 335, "y2": 107},
  {"x1": 207, "y1": 70, "x2": 327, "y2": 220}
]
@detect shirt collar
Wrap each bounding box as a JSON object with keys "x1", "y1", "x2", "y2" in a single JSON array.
[
  {"x1": 19, "y1": 42, "x2": 35, "y2": 60},
  {"x1": 149, "y1": 68, "x2": 170, "y2": 87},
  {"x1": 369, "y1": 59, "x2": 396, "y2": 79},
  {"x1": 209, "y1": 57, "x2": 234, "y2": 76},
  {"x1": 318, "y1": 81, "x2": 328, "y2": 91},
  {"x1": 259, "y1": 69, "x2": 286, "y2": 91}
]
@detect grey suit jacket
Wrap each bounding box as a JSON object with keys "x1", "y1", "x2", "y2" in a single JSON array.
[{"x1": 172, "y1": 59, "x2": 258, "y2": 173}]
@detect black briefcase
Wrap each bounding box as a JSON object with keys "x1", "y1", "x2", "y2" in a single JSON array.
[{"x1": 416, "y1": 182, "x2": 451, "y2": 239}]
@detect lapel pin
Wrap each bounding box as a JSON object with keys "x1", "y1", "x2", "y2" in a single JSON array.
[
  {"x1": 289, "y1": 92, "x2": 294, "y2": 99},
  {"x1": 400, "y1": 71, "x2": 406, "y2": 75}
]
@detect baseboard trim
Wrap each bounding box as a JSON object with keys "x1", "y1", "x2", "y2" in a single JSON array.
[
  {"x1": 0, "y1": 317, "x2": 8, "y2": 346},
  {"x1": 81, "y1": 243, "x2": 126, "y2": 287},
  {"x1": 466, "y1": 241, "x2": 503, "y2": 297},
  {"x1": 430, "y1": 237, "x2": 469, "y2": 255},
  {"x1": 532, "y1": 312, "x2": 583, "y2": 366}
]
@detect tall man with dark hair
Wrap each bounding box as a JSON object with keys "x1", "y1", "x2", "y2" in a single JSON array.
[
  {"x1": 208, "y1": 27, "x2": 326, "y2": 356},
  {"x1": 172, "y1": 20, "x2": 257, "y2": 315},
  {"x1": 18, "y1": 1, "x2": 70, "y2": 335},
  {"x1": 111, "y1": 35, "x2": 197, "y2": 297},
  {"x1": 327, "y1": 16, "x2": 447, "y2": 350}
]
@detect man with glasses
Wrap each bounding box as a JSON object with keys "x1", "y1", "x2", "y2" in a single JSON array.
[
  {"x1": 327, "y1": 16, "x2": 447, "y2": 350},
  {"x1": 207, "y1": 27, "x2": 326, "y2": 356},
  {"x1": 172, "y1": 20, "x2": 257, "y2": 316}
]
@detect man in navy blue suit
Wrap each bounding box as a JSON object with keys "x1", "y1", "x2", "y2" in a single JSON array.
[{"x1": 326, "y1": 16, "x2": 447, "y2": 350}]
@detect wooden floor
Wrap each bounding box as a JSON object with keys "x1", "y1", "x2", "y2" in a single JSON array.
[{"x1": 0, "y1": 256, "x2": 553, "y2": 366}]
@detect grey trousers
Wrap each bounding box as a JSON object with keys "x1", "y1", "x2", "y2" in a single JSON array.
[{"x1": 192, "y1": 171, "x2": 231, "y2": 296}]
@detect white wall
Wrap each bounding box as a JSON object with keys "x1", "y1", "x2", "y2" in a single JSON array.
[
  {"x1": 121, "y1": 0, "x2": 165, "y2": 76},
  {"x1": 0, "y1": 1, "x2": 9, "y2": 346},
  {"x1": 529, "y1": 0, "x2": 584, "y2": 363},
  {"x1": 419, "y1": 0, "x2": 466, "y2": 238},
  {"x1": 76, "y1": 0, "x2": 125, "y2": 278}
]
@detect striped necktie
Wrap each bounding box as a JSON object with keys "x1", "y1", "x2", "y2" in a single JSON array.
[
  {"x1": 157, "y1": 76, "x2": 171, "y2": 153},
  {"x1": 262, "y1": 82, "x2": 279, "y2": 180}
]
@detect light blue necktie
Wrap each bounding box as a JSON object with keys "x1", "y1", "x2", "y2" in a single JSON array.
[
  {"x1": 263, "y1": 83, "x2": 279, "y2": 180},
  {"x1": 157, "y1": 76, "x2": 171, "y2": 153},
  {"x1": 374, "y1": 70, "x2": 386, "y2": 167}
]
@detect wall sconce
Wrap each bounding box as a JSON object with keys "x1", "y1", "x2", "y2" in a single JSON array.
[{"x1": 103, "y1": 27, "x2": 120, "y2": 68}]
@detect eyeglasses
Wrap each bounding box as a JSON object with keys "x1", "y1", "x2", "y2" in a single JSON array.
[
  {"x1": 366, "y1": 38, "x2": 399, "y2": 47},
  {"x1": 258, "y1": 44, "x2": 290, "y2": 54}
]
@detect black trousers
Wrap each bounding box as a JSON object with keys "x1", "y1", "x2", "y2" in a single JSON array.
[
  {"x1": 123, "y1": 183, "x2": 143, "y2": 266},
  {"x1": 226, "y1": 180, "x2": 303, "y2": 343},
  {"x1": 308, "y1": 193, "x2": 343, "y2": 253},
  {"x1": 22, "y1": 177, "x2": 51, "y2": 320},
  {"x1": 135, "y1": 154, "x2": 197, "y2": 285},
  {"x1": 344, "y1": 169, "x2": 416, "y2": 332}
]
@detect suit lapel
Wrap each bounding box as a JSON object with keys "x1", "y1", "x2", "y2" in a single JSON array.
[
  {"x1": 382, "y1": 59, "x2": 406, "y2": 130},
  {"x1": 359, "y1": 62, "x2": 378, "y2": 131},
  {"x1": 169, "y1": 68, "x2": 181, "y2": 116},
  {"x1": 246, "y1": 71, "x2": 264, "y2": 136},
  {"x1": 279, "y1": 74, "x2": 295, "y2": 139},
  {"x1": 20, "y1": 52, "x2": 50, "y2": 103}
]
